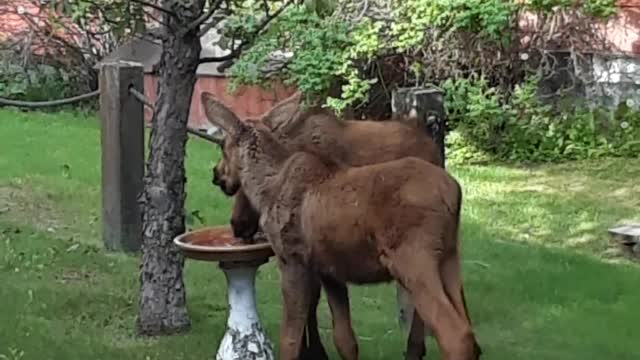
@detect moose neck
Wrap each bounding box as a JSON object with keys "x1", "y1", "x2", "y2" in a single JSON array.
[{"x1": 239, "y1": 130, "x2": 290, "y2": 211}]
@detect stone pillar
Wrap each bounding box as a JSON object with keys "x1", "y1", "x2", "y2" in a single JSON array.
[{"x1": 216, "y1": 260, "x2": 275, "y2": 360}]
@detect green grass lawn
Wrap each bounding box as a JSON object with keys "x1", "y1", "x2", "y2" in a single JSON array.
[{"x1": 1, "y1": 109, "x2": 639, "y2": 359}]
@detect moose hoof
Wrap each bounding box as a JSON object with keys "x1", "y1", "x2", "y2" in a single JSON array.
[{"x1": 299, "y1": 345, "x2": 329, "y2": 360}]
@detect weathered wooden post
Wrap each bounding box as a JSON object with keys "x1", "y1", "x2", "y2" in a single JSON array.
[
  {"x1": 392, "y1": 86, "x2": 446, "y2": 333},
  {"x1": 99, "y1": 61, "x2": 145, "y2": 252},
  {"x1": 392, "y1": 87, "x2": 446, "y2": 165}
]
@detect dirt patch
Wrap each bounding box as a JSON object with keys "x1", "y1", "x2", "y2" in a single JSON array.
[
  {"x1": 55, "y1": 269, "x2": 98, "y2": 284},
  {"x1": 0, "y1": 184, "x2": 63, "y2": 234}
]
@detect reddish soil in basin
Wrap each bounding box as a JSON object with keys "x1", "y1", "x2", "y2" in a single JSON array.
[
  {"x1": 188, "y1": 227, "x2": 239, "y2": 247},
  {"x1": 174, "y1": 225, "x2": 274, "y2": 263}
]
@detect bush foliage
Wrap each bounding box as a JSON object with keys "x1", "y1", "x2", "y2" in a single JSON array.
[
  {"x1": 0, "y1": 61, "x2": 73, "y2": 102},
  {"x1": 227, "y1": 0, "x2": 637, "y2": 163},
  {"x1": 0, "y1": 0, "x2": 145, "y2": 102},
  {"x1": 443, "y1": 76, "x2": 640, "y2": 163}
]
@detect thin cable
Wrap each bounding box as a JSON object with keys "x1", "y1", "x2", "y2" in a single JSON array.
[
  {"x1": 128, "y1": 86, "x2": 223, "y2": 145},
  {"x1": 0, "y1": 90, "x2": 99, "y2": 108}
]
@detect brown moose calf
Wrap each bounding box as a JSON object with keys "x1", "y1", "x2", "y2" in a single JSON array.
[
  {"x1": 207, "y1": 92, "x2": 444, "y2": 359},
  {"x1": 202, "y1": 94, "x2": 481, "y2": 360}
]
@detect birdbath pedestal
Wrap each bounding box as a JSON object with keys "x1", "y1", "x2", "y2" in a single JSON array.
[{"x1": 174, "y1": 226, "x2": 275, "y2": 360}]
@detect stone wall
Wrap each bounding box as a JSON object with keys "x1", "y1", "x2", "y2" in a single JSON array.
[
  {"x1": 537, "y1": 51, "x2": 640, "y2": 109},
  {"x1": 589, "y1": 53, "x2": 640, "y2": 108}
]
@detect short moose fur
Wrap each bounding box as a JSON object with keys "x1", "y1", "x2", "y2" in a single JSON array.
[
  {"x1": 207, "y1": 92, "x2": 444, "y2": 358},
  {"x1": 202, "y1": 92, "x2": 481, "y2": 360}
]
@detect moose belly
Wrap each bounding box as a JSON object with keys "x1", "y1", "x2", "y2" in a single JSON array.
[
  {"x1": 311, "y1": 248, "x2": 393, "y2": 284},
  {"x1": 301, "y1": 194, "x2": 392, "y2": 284}
]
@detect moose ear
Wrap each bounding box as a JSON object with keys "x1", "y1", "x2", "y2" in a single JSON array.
[
  {"x1": 262, "y1": 91, "x2": 302, "y2": 131},
  {"x1": 201, "y1": 92, "x2": 242, "y2": 136}
]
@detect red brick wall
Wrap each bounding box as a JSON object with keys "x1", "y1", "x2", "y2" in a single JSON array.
[
  {"x1": 518, "y1": 1, "x2": 640, "y2": 54},
  {"x1": 143, "y1": 74, "x2": 297, "y2": 129},
  {"x1": 0, "y1": 1, "x2": 35, "y2": 42},
  {"x1": 613, "y1": 2, "x2": 640, "y2": 54},
  {"x1": 0, "y1": 0, "x2": 84, "y2": 55}
]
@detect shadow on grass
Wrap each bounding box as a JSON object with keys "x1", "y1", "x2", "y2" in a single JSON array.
[
  {"x1": 1, "y1": 217, "x2": 639, "y2": 360},
  {"x1": 452, "y1": 159, "x2": 640, "y2": 257},
  {"x1": 457, "y1": 218, "x2": 640, "y2": 360},
  {"x1": 1, "y1": 111, "x2": 639, "y2": 359},
  {"x1": 467, "y1": 191, "x2": 632, "y2": 253}
]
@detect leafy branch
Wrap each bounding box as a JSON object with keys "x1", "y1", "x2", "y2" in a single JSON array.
[{"x1": 227, "y1": 0, "x2": 619, "y2": 116}]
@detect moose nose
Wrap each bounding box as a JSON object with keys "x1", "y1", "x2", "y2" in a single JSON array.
[{"x1": 212, "y1": 168, "x2": 220, "y2": 185}]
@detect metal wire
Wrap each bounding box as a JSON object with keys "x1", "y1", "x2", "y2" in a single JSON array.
[
  {"x1": 0, "y1": 90, "x2": 99, "y2": 108},
  {"x1": 128, "y1": 87, "x2": 154, "y2": 108},
  {"x1": 128, "y1": 86, "x2": 223, "y2": 145},
  {"x1": 0, "y1": 84, "x2": 220, "y2": 145}
]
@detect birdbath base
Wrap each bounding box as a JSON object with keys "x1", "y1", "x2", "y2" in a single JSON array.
[
  {"x1": 216, "y1": 259, "x2": 274, "y2": 360},
  {"x1": 173, "y1": 226, "x2": 275, "y2": 360}
]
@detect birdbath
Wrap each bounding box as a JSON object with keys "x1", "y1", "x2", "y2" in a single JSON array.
[{"x1": 174, "y1": 225, "x2": 275, "y2": 360}]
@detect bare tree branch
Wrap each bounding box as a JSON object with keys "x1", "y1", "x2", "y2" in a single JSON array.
[
  {"x1": 178, "y1": 0, "x2": 225, "y2": 37},
  {"x1": 140, "y1": 7, "x2": 173, "y2": 29},
  {"x1": 195, "y1": 13, "x2": 226, "y2": 37},
  {"x1": 198, "y1": 42, "x2": 247, "y2": 63},
  {"x1": 129, "y1": 0, "x2": 179, "y2": 18},
  {"x1": 198, "y1": 0, "x2": 294, "y2": 64}
]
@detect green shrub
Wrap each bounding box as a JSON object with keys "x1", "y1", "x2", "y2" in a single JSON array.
[
  {"x1": 227, "y1": 6, "x2": 353, "y2": 106},
  {"x1": 226, "y1": 0, "x2": 627, "y2": 163},
  {"x1": 0, "y1": 62, "x2": 73, "y2": 102},
  {"x1": 444, "y1": 76, "x2": 640, "y2": 164}
]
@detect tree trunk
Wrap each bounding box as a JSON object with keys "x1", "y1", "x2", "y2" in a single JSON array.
[{"x1": 137, "y1": 0, "x2": 206, "y2": 336}]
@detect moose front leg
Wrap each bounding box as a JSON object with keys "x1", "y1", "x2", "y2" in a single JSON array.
[
  {"x1": 299, "y1": 276, "x2": 329, "y2": 360},
  {"x1": 278, "y1": 260, "x2": 314, "y2": 360},
  {"x1": 230, "y1": 190, "x2": 261, "y2": 241},
  {"x1": 321, "y1": 276, "x2": 358, "y2": 360}
]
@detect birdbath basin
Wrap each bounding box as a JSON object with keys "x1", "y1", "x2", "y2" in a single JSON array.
[{"x1": 174, "y1": 225, "x2": 275, "y2": 360}]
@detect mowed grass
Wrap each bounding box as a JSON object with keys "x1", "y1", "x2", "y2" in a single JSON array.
[{"x1": 1, "y1": 109, "x2": 639, "y2": 359}]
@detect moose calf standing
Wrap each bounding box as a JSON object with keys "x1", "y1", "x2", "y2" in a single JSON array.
[
  {"x1": 207, "y1": 92, "x2": 444, "y2": 358},
  {"x1": 202, "y1": 93, "x2": 481, "y2": 360}
]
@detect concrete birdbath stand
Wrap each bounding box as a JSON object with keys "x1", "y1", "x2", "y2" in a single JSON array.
[{"x1": 174, "y1": 226, "x2": 275, "y2": 360}]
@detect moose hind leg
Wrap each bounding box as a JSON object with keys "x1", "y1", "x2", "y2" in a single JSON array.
[
  {"x1": 321, "y1": 276, "x2": 359, "y2": 360},
  {"x1": 441, "y1": 251, "x2": 482, "y2": 356},
  {"x1": 279, "y1": 261, "x2": 315, "y2": 360},
  {"x1": 385, "y1": 242, "x2": 477, "y2": 360},
  {"x1": 405, "y1": 310, "x2": 427, "y2": 360}
]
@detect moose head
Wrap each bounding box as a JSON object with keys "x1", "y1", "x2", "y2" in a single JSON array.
[{"x1": 201, "y1": 91, "x2": 303, "y2": 198}]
